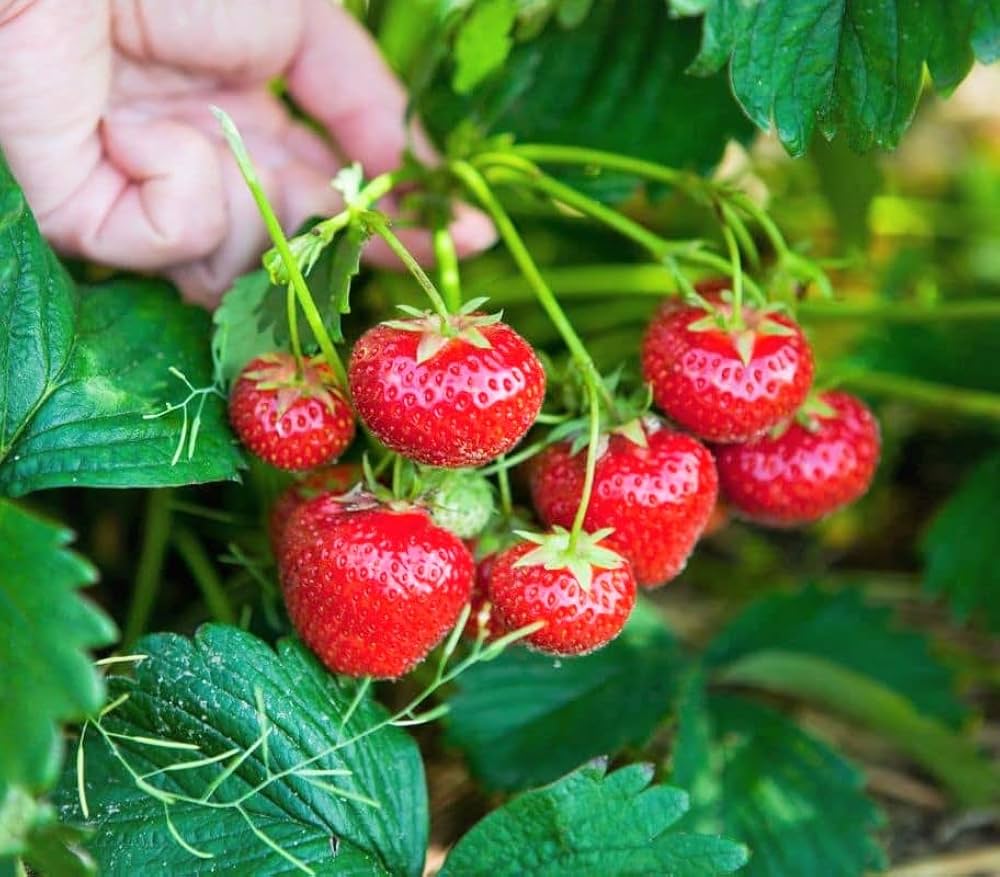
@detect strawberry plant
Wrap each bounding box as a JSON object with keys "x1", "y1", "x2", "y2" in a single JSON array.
[{"x1": 2, "y1": 3, "x2": 1000, "y2": 875}]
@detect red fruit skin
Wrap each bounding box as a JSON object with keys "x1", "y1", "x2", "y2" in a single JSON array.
[
  {"x1": 641, "y1": 304, "x2": 814, "y2": 443},
  {"x1": 280, "y1": 503, "x2": 474, "y2": 679},
  {"x1": 348, "y1": 321, "x2": 546, "y2": 467},
  {"x1": 715, "y1": 391, "x2": 880, "y2": 526},
  {"x1": 462, "y1": 553, "x2": 507, "y2": 641},
  {"x1": 489, "y1": 542, "x2": 636, "y2": 656},
  {"x1": 268, "y1": 463, "x2": 363, "y2": 553},
  {"x1": 229, "y1": 354, "x2": 355, "y2": 471},
  {"x1": 529, "y1": 420, "x2": 718, "y2": 588}
]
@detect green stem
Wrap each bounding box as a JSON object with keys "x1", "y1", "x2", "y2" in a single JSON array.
[
  {"x1": 721, "y1": 224, "x2": 744, "y2": 316},
  {"x1": 569, "y1": 383, "x2": 601, "y2": 548},
  {"x1": 285, "y1": 282, "x2": 302, "y2": 363},
  {"x1": 837, "y1": 371, "x2": 1000, "y2": 421},
  {"x1": 392, "y1": 454, "x2": 403, "y2": 496},
  {"x1": 450, "y1": 160, "x2": 615, "y2": 413},
  {"x1": 213, "y1": 108, "x2": 347, "y2": 387},
  {"x1": 509, "y1": 144, "x2": 691, "y2": 191},
  {"x1": 496, "y1": 457, "x2": 513, "y2": 518},
  {"x1": 477, "y1": 157, "x2": 761, "y2": 299},
  {"x1": 172, "y1": 527, "x2": 236, "y2": 625},
  {"x1": 433, "y1": 225, "x2": 463, "y2": 312},
  {"x1": 366, "y1": 213, "x2": 451, "y2": 319},
  {"x1": 124, "y1": 489, "x2": 173, "y2": 647}
]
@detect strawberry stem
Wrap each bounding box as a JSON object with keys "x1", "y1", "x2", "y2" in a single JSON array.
[
  {"x1": 450, "y1": 160, "x2": 616, "y2": 416},
  {"x1": 474, "y1": 153, "x2": 764, "y2": 302},
  {"x1": 366, "y1": 213, "x2": 452, "y2": 320},
  {"x1": 213, "y1": 108, "x2": 348, "y2": 388},
  {"x1": 569, "y1": 382, "x2": 602, "y2": 550},
  {"x1": 433, "y1": 225, "x2": 463, "y2": 312},
  {"x1": 721, "y1": 224, "x2": 745, "y2": 329},
  {"x1": 285, "y1": 282, "x2": 303, "y2": 366},
  {"x1": 496, "y1": 456, "x2": 513, "y2": 517}
]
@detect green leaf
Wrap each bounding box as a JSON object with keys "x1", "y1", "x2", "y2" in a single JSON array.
[
  {"x1": 212, "y1": 270, "x2": 282, "y2": 387},
  {"x1": 446, "y1": 601, "x2": 683, "y2": 790},
  {"x1": 704, "y1": 583, "x2": 965, "y2": 727},
  {"x1": 0, "y1": 500, "x2": 116, "y2": 793},
  {"x1": 0, "y1": 786, "x2": 96, "y2": 876},
  {"x1": 424, "y1": 2, "x2": 754, "y2": 200},
  {"x1": 923, "y1": 452, "x2": 1000, "y2": 632},
  {"x1": 326, "y1": 224, "x2": 365, "y2": 343},
  {"x1": 440, "y1": 760, "x2": 748, "y2": 876},
  {"x1": 0, "y1": 150, "x2": 242, "y2": 494},
  {"x1": 715, "y1": 650, "x2": 1000, "y2": 806},
  {"x1": 689, "y1": 0, "x2": 999, "y2": 155},
  {"x1": 672, "y1": 683, "x2": 885, "y2": 877},
  {"x1": 54, "y1": 626, "x2": 428, "y2": 876},
  {"x1": 452, "y1": 0, "x2": 519, "y2": 94},
  {"x1": 0, "y1": 278, "x2": 243, "y2": 496}
]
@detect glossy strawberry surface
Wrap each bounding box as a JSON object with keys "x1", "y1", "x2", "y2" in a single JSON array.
[
  {"x1": 348, "y1": 319, "x2": 546, "y2": 467},
  {"x1": 641, "y1": 302, "x2": 814, "y2": 443},
  {"x1": 529, "y1": 418, "x2": 718, "y2": 587},
  {"x1": 279, "y1": 500, "x2": 474, "y2": 678},
  {"x1": 268, "y1": 463, "x2": 362, "y2": 553},
  {"x1": 229, "y1": 353, "x2": 355, "y2": 471},
  {"x1": 462, "y1": 552, "x2": 507, "y2": 641},
  {"x1": 489, "y1": 541, "x2": 635, "y2": 656},
  {"x1": 715, "y1": 391, "x2": 880, "y2": 526}
]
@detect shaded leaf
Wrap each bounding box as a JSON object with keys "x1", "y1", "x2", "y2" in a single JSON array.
[
  {"x1": 705, "y1": 583, "x2": 965, "y2": 726},
  {"x1": 54, "y1": 625, "x2": 427, "y2": 877},
  {"x1": 446, "y1": 601, "x2": 683, "y2": 790},
  {"x1": 0, "y1": 501, "x2": 116, "y2": 794},
  {"x1": 453, "y1": 0, "x2": 519, "y2": 94},
  {"x1": 672, "y1": 684, "x2": 885, "y2": 877},
  {"x1": 923, "y1": 452, "x2": 1000, "y2": 632},
  {"x1": 327, "y1": 225, "x2": 366, "y2": 343},
  {"x1": 440, "y1": 760, "x2": 748, "y2": 876},
  {"x1": 212, "y1": 270, "x2": 282, "y2": 387}
]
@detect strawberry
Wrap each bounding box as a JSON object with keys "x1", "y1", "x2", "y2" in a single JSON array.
[
  {"x1": 715, "y1": 391, "x2": 880, "y2": 526},
  {"x1": 641, "y1": 298, "x2": 813, "y2": 443},
  {"x1": 488, "y1": 529, "x2": 636, "y2": 656},
  {"x1": 462, "y1": 552, "x2": 507, "y2": 641},
  {"x1": 424, "y1": 470, "x2": 495, "y2": 539},
  {"x1": 529, "y1": 417, "x2": 717, "y2": 587},
  {"x1": 348, "y1": 310, "x2": 546, "y2": 467},
  {"x1": 279, "y1": 494, "x2": 474, "y2": 678},
  {"x1": 268, "y1": 463, "x2": 362, "y2": 553},
  {"x1": 229, "y1": 353, "x2": 355, "y2": 471}
]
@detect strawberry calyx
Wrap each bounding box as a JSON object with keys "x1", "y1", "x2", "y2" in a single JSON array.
[
  {"x1": 511, "y1": 526, "x2": 625, "y2": 592},
  {"x1": 241, "y1": 353, "x2": 349, "y2": 419},
  {"x1": 382, "y1": 297, "x2": 504, "y2": 364},
  {"x1": 685, "y1": 294, "x2": 797, "y2": 366},
  {"x1": 769, "y1": 392, "x2": 838, "y2": 439}
]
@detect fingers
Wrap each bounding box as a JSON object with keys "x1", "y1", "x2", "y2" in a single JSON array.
[
  {"x1": 287, "y1": 0, "x2": 437, "y2": 175},
  {"x1": 45, "y1": 114, "x2": 227, "y2": 269}
]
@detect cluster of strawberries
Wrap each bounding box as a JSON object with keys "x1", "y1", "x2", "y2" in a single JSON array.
[{"x1": 229, "y1": 282, "x2": 879, "y2": 680}]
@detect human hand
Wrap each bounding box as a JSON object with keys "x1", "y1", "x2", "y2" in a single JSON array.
[{"x1": 0, "y1": 0, "x2": 494, "y2": 305}]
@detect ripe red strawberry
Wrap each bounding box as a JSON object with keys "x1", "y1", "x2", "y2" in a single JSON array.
[
  {"x1": 489, "y1": 529, "x2": 636, "y2": 656},
  {"x1": 462, "y1": 552, "x2": 507, "y2": 641},
  {"x1": 229, "y1": 353, "x2": 355, "y2": 471},
  {"x1": 529, "y1": 417, "x2": 717, "y2": 588},
  {"x1": 269, "y1": 463, "x2": 362, "y2": 553},
  {"x1": 641, "y1": 300, "x2": 813, "y2": 443},
  {"x1": 348, "y1": 311, "x2": 545, "y2": 467},
  {"x1": 279, "y1": 495, "x2": 474, "y2": 678},
  {"x1": 715, "y1": 391, "x2": 880, "y2": 526}
]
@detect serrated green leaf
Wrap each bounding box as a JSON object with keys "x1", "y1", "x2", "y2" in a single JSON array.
[
  {"x1": 53, "y1": 625, "x2": 428, "y2": 876},
  {"x1": 673, "y1": 687, "x2": 885, "y2": 877},
  {"x1": 923, "y1": 452, "x2": 1000, "y2": 632},
  {"x1": 327, "y1": 224, "x2": 365, "y2": 343},
  {"x1": 0, "y1": 278, "x2": 243, "y2": 495},
  {"x1": 440, "y1": 760, "x2": 747, "y2": 876},
  {"x1": 453, "y1": 0, "x2": 519, "y2": 94},
  {"x1": 424, "y1": 2, "x2": 753, "y2": 201},
  {"x1": 446, "y1": 601, "x2": 683, "y2": 790},
  {"x1": 0, "y1": 501, "x2": 116, "y2": 794},
  {"x1": 212, "y1": 270, "x2": 282, "y2": 387},
  {"x1": 689, "y1": 0, "x2": 997, "y2": 155},
  {"x1": 704, "y1": 584, "x2": 965, "y2": 726}
]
